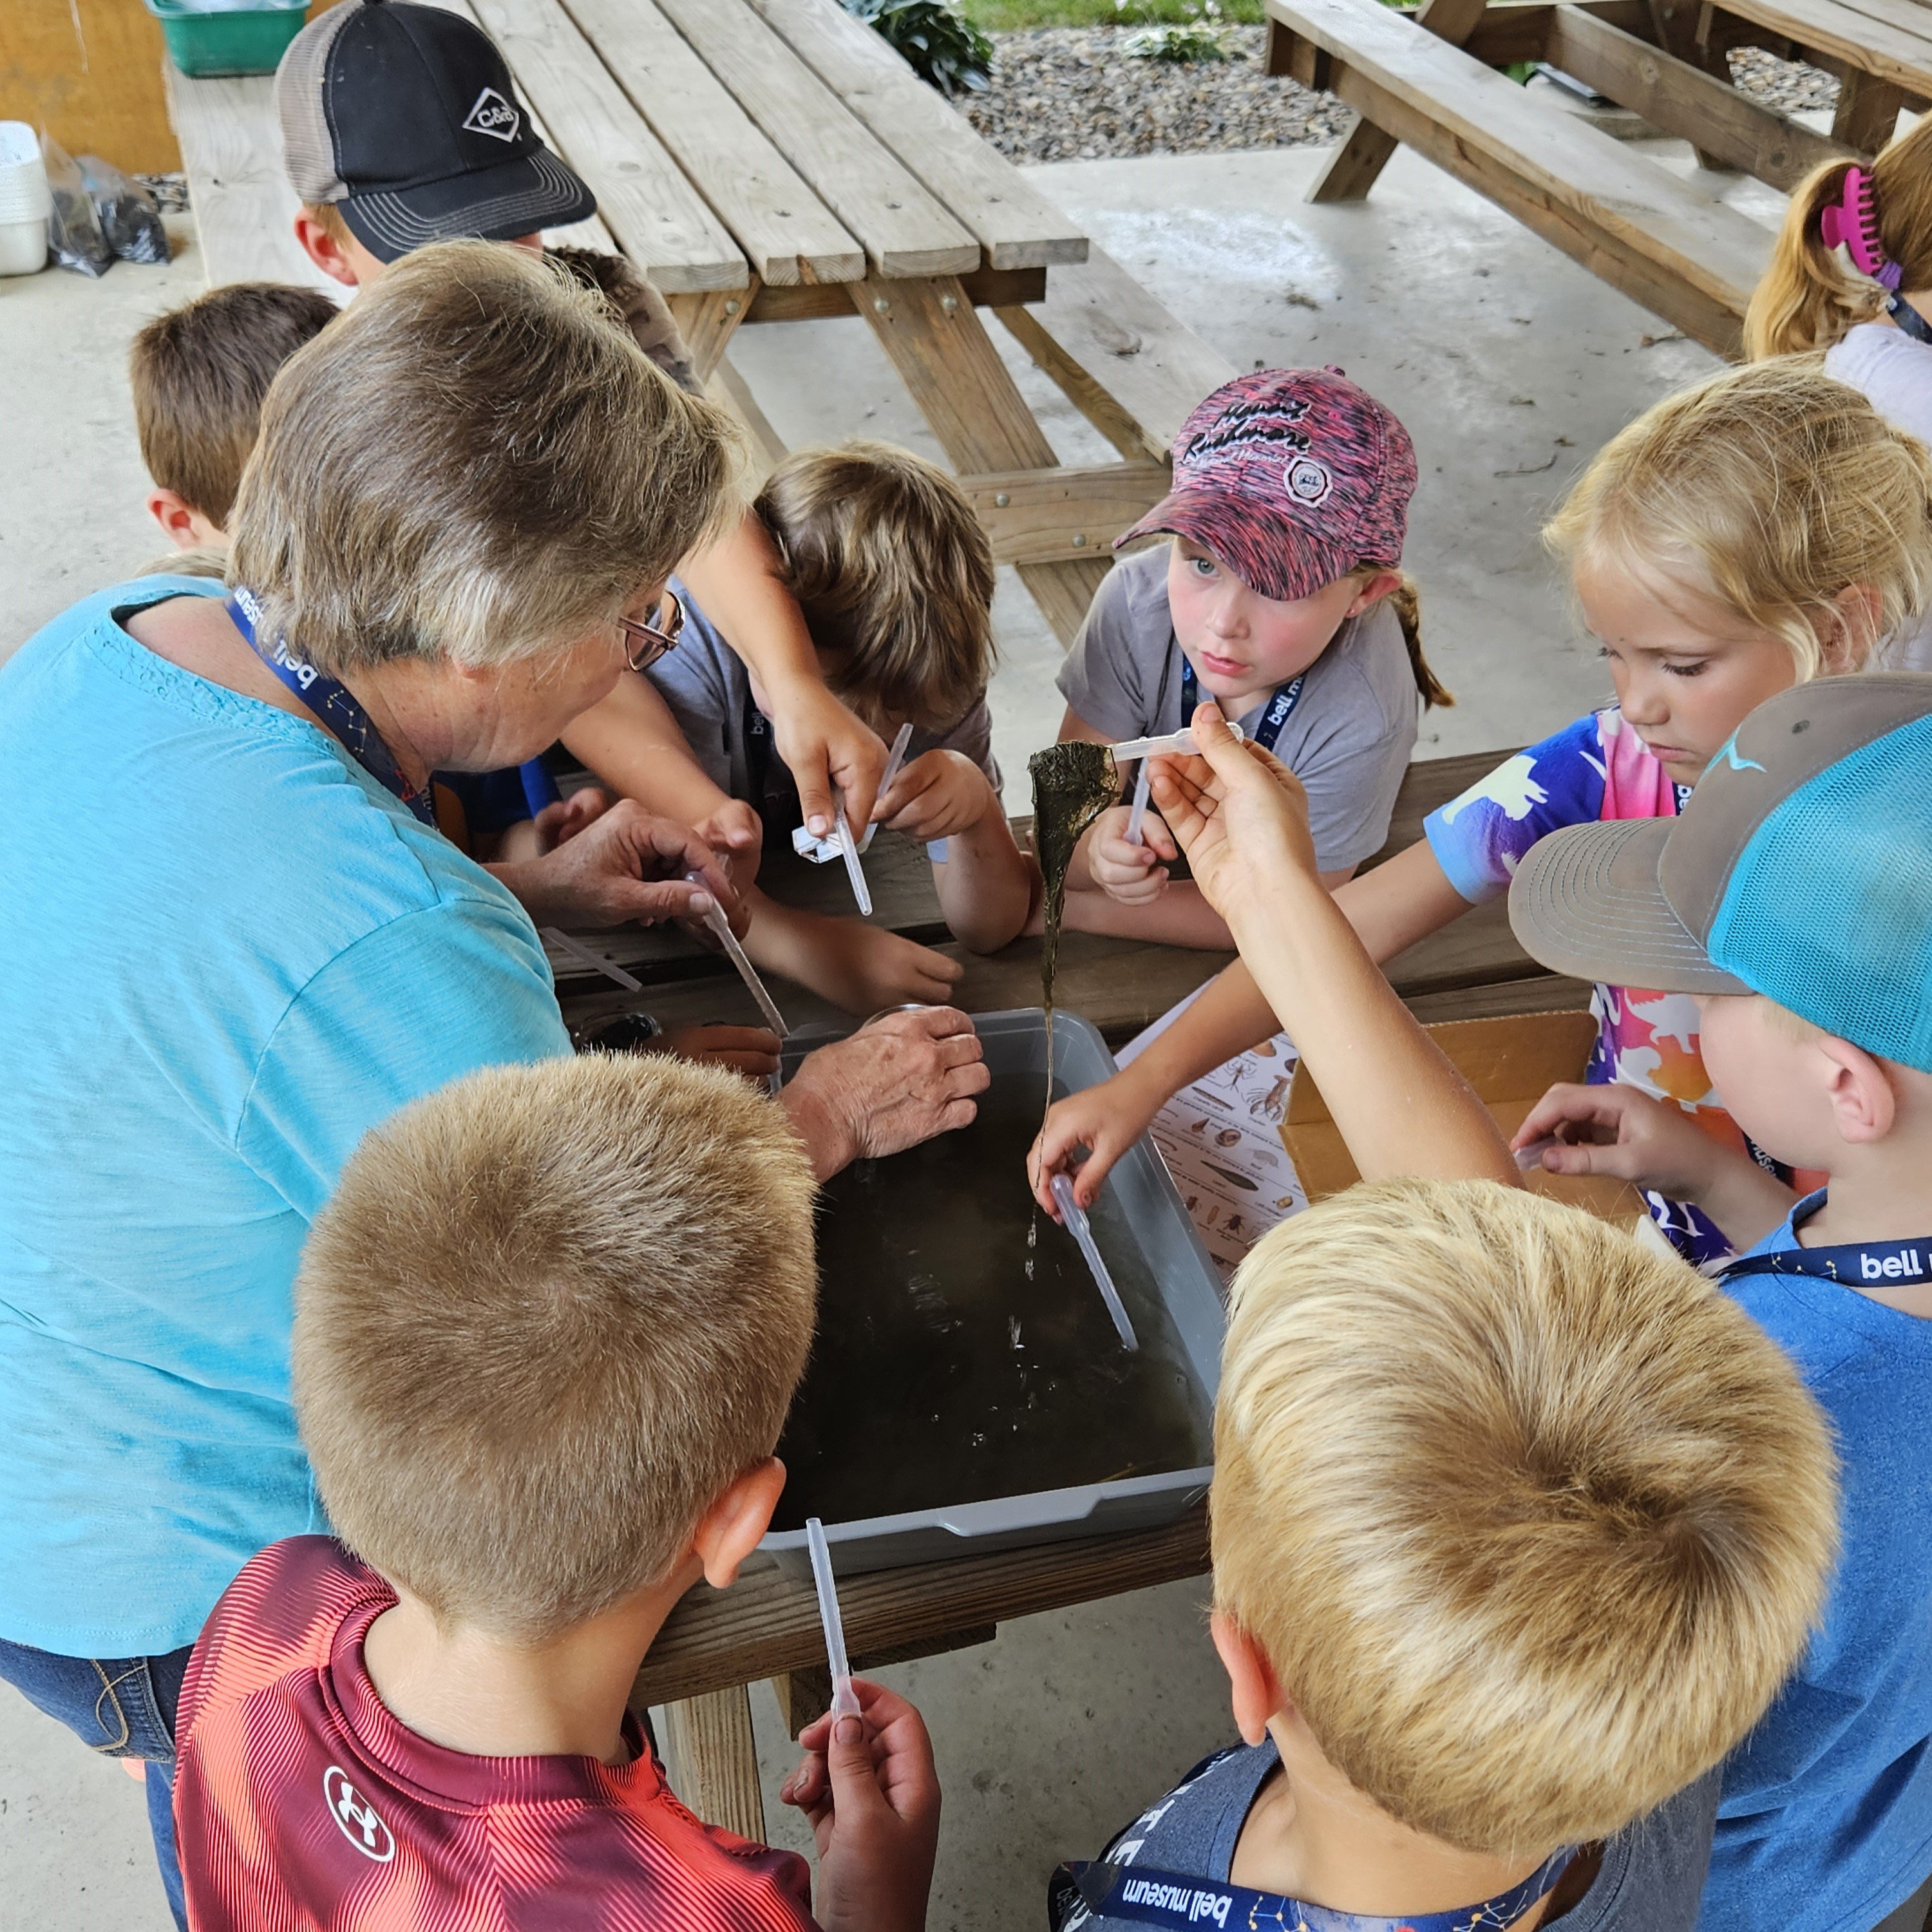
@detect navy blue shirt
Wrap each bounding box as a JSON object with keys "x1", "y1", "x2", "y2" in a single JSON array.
[
  {"x1": 1707, "y1": 1191, "x2": 1932, "y2": 1931},
  {"x1": 1057, "y1": 1741, "x2": 1717, "y2": 1931}
]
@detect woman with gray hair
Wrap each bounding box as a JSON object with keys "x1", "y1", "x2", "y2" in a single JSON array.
[{"x1": 0, "y1": 241, "x2": 985, "y2": 1925}]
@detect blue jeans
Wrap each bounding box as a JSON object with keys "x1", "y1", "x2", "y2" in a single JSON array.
[{"x1": 0, "y1": 1637, "x2": 191, "y2": 1929}]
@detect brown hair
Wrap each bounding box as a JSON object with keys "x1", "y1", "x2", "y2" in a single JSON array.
[
  {"x1": 1745, "y1": 118, "x2": 1932, "y2": 358},
  {"x1": 1363, "y1": 566, "x2": 1452, "y2": 709},
  {"x1": 755, "y1": 440, "x2": 995, "y2": 730},
  {"x1": 1214, "y1": 1180, "x2": 1837, "y2": 1857},
  {"x1": 129, "y1": 282, "x2": 340, "y2": 528},
  {"x1": 229, "y1": 240, "x2": 740, "y2": 677},
  {"x1": 1546, "y1": 357, "x2": 1932, "y2": 676},
  {"x1": 294, "y1": 1052, "x2": 818, "y2": 1642}
]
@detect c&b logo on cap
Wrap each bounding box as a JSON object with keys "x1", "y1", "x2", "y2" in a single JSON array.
[
  {"x1": 462, "y1": 86, "x2": 522, "y2": 143},
  {"x1": 323, "y1": 1765, "x2": 397, "y2": 1862}
]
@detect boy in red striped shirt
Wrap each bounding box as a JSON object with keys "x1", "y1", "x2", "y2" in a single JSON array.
[{"x1": 171, "y1": 1053, "x2": 940, "y2": 1932}]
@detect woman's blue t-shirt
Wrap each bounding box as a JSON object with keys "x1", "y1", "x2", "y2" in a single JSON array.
[{"x1": 0, "y1": 580, "x2": 572, "y2": 1656}]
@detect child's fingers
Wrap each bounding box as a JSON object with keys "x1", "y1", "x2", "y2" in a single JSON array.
[{"x1": 1511, "y1": 1082, "x2": 1625, "y2": 1149}]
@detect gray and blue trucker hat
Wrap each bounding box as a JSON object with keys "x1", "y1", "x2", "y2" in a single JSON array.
[
  {"x1": 1508, "y1": 675, "x2": 1932, "y2": 1071},
  {"x1": 275, "y1": 0, "x2": 596, "y2": 263}
]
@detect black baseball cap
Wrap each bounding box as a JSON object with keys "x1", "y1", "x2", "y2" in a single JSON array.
[{"x1": 275, "y1": 0, "x2": 596, "y2": 263}]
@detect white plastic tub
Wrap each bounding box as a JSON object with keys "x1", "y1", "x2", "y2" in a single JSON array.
[
  {"x1": 0, "y1": 219, "x2": 46, "y2": 276},
  {"x1": 0, "y1": 122, "x2": 50, "y2": 276}
]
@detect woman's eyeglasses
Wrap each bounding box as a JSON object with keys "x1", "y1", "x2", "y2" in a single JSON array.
[{"x1": 616, "y1": 588, "x2": 685, "y2": 672}]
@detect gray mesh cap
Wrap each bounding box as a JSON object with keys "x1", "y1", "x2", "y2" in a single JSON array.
[{"x1": 276, "y1": 0, "x2": 595, "y2": 264}]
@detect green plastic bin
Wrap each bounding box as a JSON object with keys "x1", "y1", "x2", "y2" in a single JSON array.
[{"x1": 144, "y1": 0, "x2": 310, "y2": 78}]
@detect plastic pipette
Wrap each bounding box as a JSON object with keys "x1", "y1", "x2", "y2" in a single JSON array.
[
  {"x1": 805, "y1": 1517, "x2": 863, "y2": 1721},
  {"x1": 1124, "y1": 761, "x2": 1155, "y2": 848},
  {"x1": 1050, "y1": 1173, "x2": 1140, "y2": 1351},
  {"x1": 541, "y1": 927, "x2": 643, "y2": 994},
  {"x1": 831, "y1": 809, "x2": 873, "y2": 916},
  {"x1": 1108, "y1": 719, "x2": 1245, "y2": 766},
  {"x1": 793, "y1": 724, "x2": 918, "y2": 864},
  {"x1": 685, "y1": 875, "x2": 790, "y2": 1039}
]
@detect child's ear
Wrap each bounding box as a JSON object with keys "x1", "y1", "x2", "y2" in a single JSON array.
[
  {"x1": 147, "y1": 489, "x2": 223, "y2": 551},
  {"x1": 690, "y1": 1457, "x2": 787, "y2": 1589},
  {"x1": 1818, "y1": 1034, "x2": 1899, "y2": 1145},
  {"x1": 292, "y1": 210, "x2": 363, "y2": 290},
  {"x1": 1823, "y1": 583, "x2": 1884, "y2": 670},
  {"x1": 1211, "y1": 1610, "x2": 1291, "y2": 1747},
  {"x1": 1345, "y1": 570, "x2": 1404, "y2": 618}
]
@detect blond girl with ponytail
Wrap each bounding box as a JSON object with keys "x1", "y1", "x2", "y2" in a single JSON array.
[{"x1": 1036, "y1": 359, "x2": 1932, "y2": 1271}]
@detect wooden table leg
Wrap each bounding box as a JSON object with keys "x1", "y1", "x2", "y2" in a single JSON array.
[
  {"x1": 661, "y1": 1684, "x2": 766, "y2": 1842},
  {"x1": 1284, "y1": 0, "x2": 1493, "y2": 205},
  {"x1": 669, "y1": 279, "x2": 761, "y2": 384},
  {"x1": 1833, "y1": 68, "x2": 1906, "y2": 156},
  {"x1": 852, "y1": 274, "x2": 1114, "y2": 645}
]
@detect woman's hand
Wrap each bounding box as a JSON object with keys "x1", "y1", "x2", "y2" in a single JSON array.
[
  {"x1": 1083, "y1": 804, "x2": 1177, "y2": 906},
  {"x1": 1149, "y1": 703, "x2": 1318, "y2": 929},
  {"x1": 875, "y1": 750, "x2": 996, "y2": 844},
  {"x1": 768, "y1": 679, "x2": 887, "y2": 840},
  {"x1": 780, "y1": 1007, "x2": 989, "y2": 1180},
  {"x1": 490, "y1": 799, "x2": 739, "y2": 933},
  {"x1": 779, "y1": 1683, "x2": 940, "y2": 1932},
  {"x1": 1028, "y1": 1064, "x2": 1164, "y2": 1212},
  {"x1": 657, "y1": 1024, "x2": 782, "y2": 1081}
]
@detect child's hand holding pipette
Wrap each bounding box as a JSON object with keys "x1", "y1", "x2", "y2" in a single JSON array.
[
  {"x1": 1083, "y1": 802, "x2": 1179, "y2": 905},
  {"x1": 872, "y1": 750, "x2": 1003, "y2": 844},
  {"x1": 779, "y1": 1683, "x2": 940, "y2": 1932}
]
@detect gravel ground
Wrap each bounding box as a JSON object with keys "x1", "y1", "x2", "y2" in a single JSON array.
[
  {"x1": 963, "y1": 26, "x2": 1349, "y2": 162},
  {"x1": 961, "y1": 25, "x2": 1840, "y2": 163}
]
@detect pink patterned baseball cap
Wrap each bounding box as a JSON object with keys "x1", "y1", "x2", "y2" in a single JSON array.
[{"x1": 1115, "y1": 367, "x2": 1417, "y2": 602}]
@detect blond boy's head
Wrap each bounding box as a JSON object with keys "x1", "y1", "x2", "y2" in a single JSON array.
[
  {"x1": 294, "y1": 1053, "x2": 817, "y2": 1643},
  {"x1": 130, "y1": 281, "x2": 340, "y2": 537},
  {"x1": 1213, "y1": 1179, "x2": 1837, "y2": 1857},
  {"x1": 755, "y1": 441, "x2": 996, "y2": 733}
]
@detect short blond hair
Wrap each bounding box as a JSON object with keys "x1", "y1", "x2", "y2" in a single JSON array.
[
  {"x1": 229, "y1": 239, "x2": 739, "y2": 678},
  {"x1": 293, "y1": 1054, "x2": 817, "y2": 1642},
  {"x1": 1213, "y1": 1179, "x2": 1836, "y2": 1857},
  {"x1": 1545, "y1": 359, "x2": 1932, "y2": 677},
  {"x1": 755, "y1": 440, "x2": 994, "y2": 730}
]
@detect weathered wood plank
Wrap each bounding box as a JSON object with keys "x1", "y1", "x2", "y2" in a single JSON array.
[
  {"x1": 559, "y1": 0, "x2": 866, "y2": 285},
  {"x1": 636, "y1": 1509, "x2": 1212, "y2": 1707},
  {"x1": 659, "y1": 1687, "x2": 764, "y2": 1839},
  {"x1": 1304, "y1": 0, "x2": 1495, "y2": 204},
  {"x1": 1704, "y1": 0, "x2": 1932, "y2": 93},
  {"x1": 995, "y1": 245, "x2": 1238, "y2": 466},
  {"x1": 1832, "y1": 62, "x2": 1909, "y2": 145},
  {"x1": 958, "y1": 462, "x2": 1170, "y2": 568},
  {"x1": 667, "y1": 285, "x2": 757, "y2": 384},
  {"x1": 745, "y1": 263, "x2": 1044, "y2": 322},
  {"x1": 1546, "y1": 5, "x2": 1859, "y2": 184},
  {"x1": 650, "y1": 0, "x2": 981, "y2": 278},
  {"x1": 464, "y1": 0, "x2": 748, "y2": 289},
  {"x1": 744, "y1": 0, "x2": 1089, "y2": 269},
  {"x1": 1265, "y1": 0, "x2": 1772, "y2": 352}
]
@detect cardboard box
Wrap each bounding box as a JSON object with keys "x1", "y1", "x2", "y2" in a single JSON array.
[{"x1": 1282, "y1": 1010, "x2": 1648, "y2": 1225}]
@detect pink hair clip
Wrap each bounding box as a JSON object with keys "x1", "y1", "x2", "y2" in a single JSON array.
[{"x1": 1819, "y1": 166, "x2": 1904, "y2": 289}]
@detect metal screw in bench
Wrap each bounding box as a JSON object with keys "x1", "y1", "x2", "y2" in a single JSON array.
[
  {"x1": 940, "y1": 293, "x2": 958, "y2": 313},
  {"x1": 873, "y1": 296, "x2": 891, "y2": 314},
  {"x1": 994, "y1": 492, "x2": 1010, "y2": 507}
]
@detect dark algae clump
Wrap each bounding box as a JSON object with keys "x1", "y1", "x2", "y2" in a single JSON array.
[
  {"x1": 1028, "y1": 741, "x2": 1117, "y2": 1101},
  {"x1": 771, "y1": 1084, "x2": 1211, "y2": 1530}
]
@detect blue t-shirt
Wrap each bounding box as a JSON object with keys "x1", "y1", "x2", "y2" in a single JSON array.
[
  {"x1": 0, "y1": 580, "x2": 572, "y2": 1656},
  {"x1": 1052, "y1": 1741, "x2": 1718, "y2": 1931},
  {"x1": 1706, "y1": 1192, "x2": 1932, "y2": 1931}
]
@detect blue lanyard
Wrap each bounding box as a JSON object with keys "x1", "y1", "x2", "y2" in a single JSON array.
[
  {"x1": 1057, "y1": 1847, "x2": 1576, "y2": 1932},
  {"x1": 226, "y1": 588, "x2": 437, "y2": 827},
  {"x1": 1180, "y1": 659, "x2": 1305, "y2": 753},
  {"x1": 1723, "y1": 1233, "x2": 1932, "y2": 1287}
]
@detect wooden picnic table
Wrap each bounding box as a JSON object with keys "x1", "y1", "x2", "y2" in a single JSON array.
[
  {"x1": 164, "y1": 0, "x2": 1238, "y2": 645},
  {"x1": 1262, "y1": 0, "x2": 1930, "y2": 356}
]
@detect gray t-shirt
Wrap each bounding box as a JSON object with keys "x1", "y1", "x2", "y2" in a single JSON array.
[
  {"x1": 645, "y1": 583, "x2": 1001, "y2": 832},
  {"x1": 1050, "y1": 1742, "x2": 1718, "y2": 1932},
  {"x1": 1056, "y1": 545, "x2": 1419, "y2": 873}
]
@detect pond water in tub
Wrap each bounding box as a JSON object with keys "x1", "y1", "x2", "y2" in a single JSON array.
[{"x1": 771, "y1": 1083, "x2": 1213, "y2": 1530}]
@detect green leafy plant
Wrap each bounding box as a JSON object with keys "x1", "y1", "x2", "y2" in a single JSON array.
[
  {"x1": 844, "y1": 0, "x2": 997, "y2": 94},
  {"x1": 1117, "y1": 0, "x2": 1231, "y2": 59}
]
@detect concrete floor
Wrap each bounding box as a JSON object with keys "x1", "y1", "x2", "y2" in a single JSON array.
[{"x1": 0, "y1": 135, "x2": 1761, "y2": 1929}]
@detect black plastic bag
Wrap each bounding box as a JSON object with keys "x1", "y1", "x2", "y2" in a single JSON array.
[
  {"x1": 79, "y1": 155, "x2": 168, "y2": 264},
  {"x1": 41, "y1": 134, "x2": 110, "y2": 277}
]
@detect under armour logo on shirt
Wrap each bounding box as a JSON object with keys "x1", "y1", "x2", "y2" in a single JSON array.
[
  {"x1": 324, "y1": 1766, "x2": 397, "y2": 1862},
  {"x1": 462, "y1": 86, "x2": 521, "y2": 142}
]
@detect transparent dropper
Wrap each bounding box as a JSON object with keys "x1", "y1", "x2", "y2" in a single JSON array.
[{"x1": 805, "y1": 1516, "x2": 863, "y2": 1722}]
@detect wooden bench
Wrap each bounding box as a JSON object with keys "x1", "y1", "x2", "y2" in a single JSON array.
[{"x1": 1265, "y1": 0, "x2": 1781, "y2": 354}]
